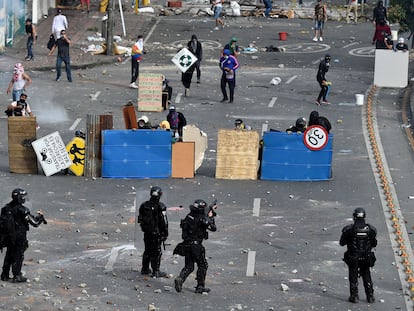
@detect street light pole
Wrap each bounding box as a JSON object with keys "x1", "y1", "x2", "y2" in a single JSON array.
[{"x1": 106, "y1": 0, "x2": 115, "y2": 55}]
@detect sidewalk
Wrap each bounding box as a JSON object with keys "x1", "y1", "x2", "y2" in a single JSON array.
[{"x1": 1, "y1": 2, "x2": 154, "y2": 72}]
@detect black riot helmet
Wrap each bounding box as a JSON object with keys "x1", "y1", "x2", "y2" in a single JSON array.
[
  {"x1": 296, "y1": 117, "x2": 307, "y2": 131},
  {"x1": 12, "y1": 188, "x2": 27, "y2": 204},
  {"x1": 324, "y1": 54, "x2": 331, "y2": 63},
  {"x1": 353, "y1": 208, "x2": 366, "y2": 220},
  {"x1": 190, "y1": 199, "x2": 207, "y2": 213},
  {"x1": 150, "y1": 186, "x2": 162, "y2": 200}
]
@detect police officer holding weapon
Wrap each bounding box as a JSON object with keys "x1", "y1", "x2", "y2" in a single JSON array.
[
  {"x1": 340, "y1": 208, "x2": 377, "y2": 303},
  {"x1": 138, "y1": 186, "x2": 169, "y2": 278},
  {"x1": 0, "y1": 188, "x2": 47, "y2": 282},
  {"x1": 174, "y1": 199, "x2": 217, "y2": 294}
]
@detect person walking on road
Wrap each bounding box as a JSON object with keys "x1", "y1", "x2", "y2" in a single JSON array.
[
  {"x1": 340, "y1": 208, "x2": 377, "y2": 303},
  {"x1": 48, "y1": 30, "x2": 72, "y2": 82},
  {"x1": 130, "y1": 35, "x2": 145, "y2": 89},
  {"x1": 137, "y1": 186, "x2": 168, "y2": 278},
  {"x1": 315, "y1": 54, "x2": 331, "y2": 105},
  {"x1": 6, "y1": 63, "x2": 32, "y2": 101},
  {"x1": 346, "y1": 0, "x2": 358, "y2": 24},
  {"x1": 219, "y1": 49, "x2": 239, "y2": 103},
  {"x1": 262, "y1": 0, "x2": 272, "y2": 18},
  {"x1": 52, "y1": 9, "x2": 68, "y2": 40},
  {"x1": 373, "y1": 0, "x2": 387, "y2": 25},
  {"x1": 313, "y1": 0, "x2": 327, "y2": 42},
  {"x1": 187, "y1": 34, "x2": 203, "y2": 84},
  {"x1": 24, "y1": 18, "x2": 37, "y2": 61},
  {"x1": 372, "y1": 20, "x2": 391, "y2": 49},
  {"x1": 174, "y1": 199, "x2": 217, "y2": 294},
  {"x1": 212, "y1": 0, "x2": 225, "y2": 30}
]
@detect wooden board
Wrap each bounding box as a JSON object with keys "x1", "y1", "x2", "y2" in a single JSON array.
[
  {"x1": 172, "y1": 142, "x2": 195, "y2": 178},
  {"x1": 66, "y1": 136, "x2": 86, "y2": 176},
  {"x1": 122, "y1": 104, "x2": 138, "y2": 129},
  {"x1": 215, "y1": 129, "x2": 259, "y2": 180},
  {"x1": 8, "y1": 117, "x2": 38, "y2": 174},
  {"x1": 138, "y1": 73, "x2": 163, "y2": 112},
  {"x1": 182, "y1": 125, "x2": 208, "y2": 172}
]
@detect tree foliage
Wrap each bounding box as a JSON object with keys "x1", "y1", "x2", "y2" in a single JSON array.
[{"x1": 389, "y1": 0, "x2": 414, "y2": 32}]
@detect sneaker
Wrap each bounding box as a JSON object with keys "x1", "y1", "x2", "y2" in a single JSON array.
[
  {"x1": 56, "y1": 77, "x2": 61, "y2": 82},
  {"x1": 322, "y1": 100, "x2": 330, "y2": 105},
  {"x1": 129, "y1": 82, "x2": 138, "y2": 89},
  {"x1": 315, "y1": 100, "x2": 321, "y2": 106},
  {"x1": 174, "y1": 277, "x2": 183, "y2": 292},
  {"x1": 220, "y1": 98, "x2": 228, "y2": 102},
  {"x1": 312, "y1": 37, "x2": 318, "y2": 42},
  {"x1": 184, "y1": 88, "x2": 190, "y2": 97},
  {"x1": 195, "y1": 286, "x2": 210, "y2": 294},
  {"x1": 319, "y1": 37, "x2": 323, "y2": 42},
  {"x1": 214, "y1": 26, "x2": 219, "y2": 30},
  {"x1": 262, "y1": 12, "x2": 266, "y2": 17}
]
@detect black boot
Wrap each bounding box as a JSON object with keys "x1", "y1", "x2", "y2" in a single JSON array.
[
  {"x1": 348, "y1": 283, "x2": 359, "y2": 303},
  {"x1": 174, "y1": 277, "x2": 183, "y2": 292},
  {"x1": 195, "y1": 285, "x2": 210, "y2": 294},
  {"x1": 13, "y1": 274, "x2": 27, "y2": 283},
  {"x1": 0, "y1": 273, "x2": 10, "y2": 281},
  {"x1": 141, "y1": 254, "x2": 151, "y2": 275},
  {"x1": 365, "y1": 282, "x2": 375, "y2": 303}
]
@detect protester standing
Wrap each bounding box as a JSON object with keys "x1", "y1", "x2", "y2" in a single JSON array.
[
  {"x1": 6, "y1": 63, "x2": 32, "y2": 101},
  {"x1": 187, "y1": 34, "x2": 203, "y2": 84},
  {"x1": 315, "y1": 54, "x2": 331, "y2": 105},
  {"x1": 24, "y1": 18, "x2": 37, "y2": 61},
  {"x1": 313, "y1": 0, "x2": 327, "y2": 42},
  {"x1": 48, "y1": 30, "x2": 72, "y2": 82},
  {"x1": 130, "y1": 35, "x2": 145, "y2": 89},
  {"x1": 219, "y1": 49, "x2": 239, "y2": 103}
]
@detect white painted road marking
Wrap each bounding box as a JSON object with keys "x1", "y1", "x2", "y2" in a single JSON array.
[
  {"x1": 175, "y1": 93, "x2": 182, "y2": 104},
  {"x1": 90, "y1": 91, "x2": 101, "y2": 101},
  {"x1": 69, "y1": 118, "x2": 82, "y2": 131},
  {"x1": 253, "y1": 198, "x2": 261, "y2": 216},
  {"x1": 285, "y1": 75, "x2": 297, "y2": 84},
  {"x1": 268, "y1": 97, "x2": 277, "y2": 108},
  {"x1": 246, "y1": 251, "x2": 256, "y2": 276}
]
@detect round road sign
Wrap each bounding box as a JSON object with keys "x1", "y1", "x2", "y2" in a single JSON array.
[{"x1": 303, "y1": 125, "x2": 329, "y2": 151}]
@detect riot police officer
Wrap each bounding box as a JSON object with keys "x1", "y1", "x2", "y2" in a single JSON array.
[
  {"x1": 174, "y1": 199, "x2": 217, "y2": 294},
  {"x1": 340, "y1": 208, "x2": 377, "y2": 303},
  {"x1": 1, "y1": 188, "x2": 46, "y2": 282},
  {"x1": 138, "y1": 186, "x2": 168, "y2": 278}
]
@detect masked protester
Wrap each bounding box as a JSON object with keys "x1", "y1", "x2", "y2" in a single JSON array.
[
  {"x1": 1, "y1": 189, "x2": 46, "y2": 282},
  {"x1": 174, "y1": 199, "x2": 217, "y2": 294},
  {"x1": 137, "y1": 186, "x2": 168, "y2": 278},
  {"x1": 315, "y1": 54, "x2": 331, "y2": 106},
  {"x1": 340, "y1": 208, "x2": 377, "y2": 303}
]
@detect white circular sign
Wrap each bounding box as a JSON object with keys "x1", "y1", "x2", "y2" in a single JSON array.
[{"x1": 303, "y1": 125, "x2": 329, "y2": 151}]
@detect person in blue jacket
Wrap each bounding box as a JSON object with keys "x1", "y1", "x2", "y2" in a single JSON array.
[{"x1": 219, "y1": 49, "x2": 239, "y2": 103}]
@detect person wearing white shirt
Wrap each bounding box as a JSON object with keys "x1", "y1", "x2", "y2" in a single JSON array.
[{"x1": 52, "y1": 9, "x2": 68, "y2": 40}]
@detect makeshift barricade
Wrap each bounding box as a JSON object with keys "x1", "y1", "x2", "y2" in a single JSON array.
[{"x1": 260, "y1": 131, "x2": 333, "y2": 181}]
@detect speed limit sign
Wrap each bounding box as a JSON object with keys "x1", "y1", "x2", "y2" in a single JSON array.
[{"x1": 303, "y1": 125, "x2": 329, "y2": 151}]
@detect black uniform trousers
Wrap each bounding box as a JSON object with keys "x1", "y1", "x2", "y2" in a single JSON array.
[
  {"x1": 2, "y1": 233, "x2": 28, "y2": 278},
  {"x1": 347, "y1": 259, "x2": 373, "y2": 297},
  {"x1": 142, "y1": 233, "x2": 162, "y2": 272},
  {"x1": 178, "y1": 242, "x2": 208, "y2": 287}
]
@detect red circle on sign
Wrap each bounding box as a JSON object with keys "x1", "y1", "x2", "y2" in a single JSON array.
[{"x1": 303, "y1": 125, "x2": 329, "y2": 151}]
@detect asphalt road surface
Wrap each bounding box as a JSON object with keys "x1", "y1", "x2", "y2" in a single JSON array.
[{"x1": 0, "y1": 16, "x2": 412, "y2": 311}]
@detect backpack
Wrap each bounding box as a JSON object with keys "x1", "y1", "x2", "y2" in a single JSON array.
[
  {"x1": 178, "y1": 112, "x2": 187, "y2": 127},
  {"x1": 315, "y1": 3, "x2": 325, "y2": 22},
  {"x1": 47, "y1": 33, "x2": 56, "y2": 50},
  {"x1": 138, "y1": 201, "x2": 158, "y2": 234},
  {"x1": 0, "y1": 204, "x2": 16, "y2": 248},
  {"x1": 169, "y1": 111, "x2": 180, "y2": 129}
]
